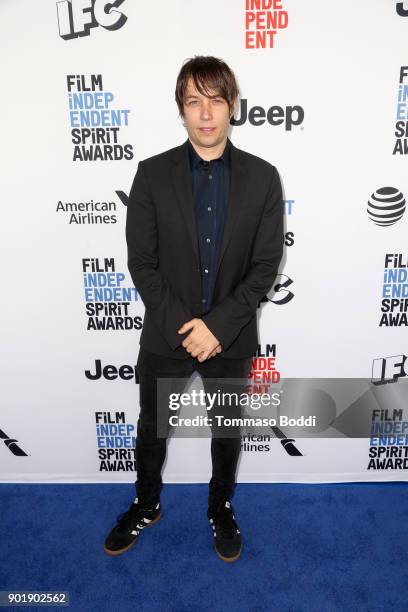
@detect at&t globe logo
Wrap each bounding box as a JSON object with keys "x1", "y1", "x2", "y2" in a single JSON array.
[{"x1": 367, "y1": 187, "x2": 406, "y2": 227}]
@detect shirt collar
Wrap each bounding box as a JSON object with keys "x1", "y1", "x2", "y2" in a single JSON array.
[{"x1": 188, "y1": 137, "x2": 231, "y2": 170}]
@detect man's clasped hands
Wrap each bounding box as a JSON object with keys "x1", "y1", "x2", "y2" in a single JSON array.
[{"x1": 177, "y1": 318, "x2": 222, "y2": 362}]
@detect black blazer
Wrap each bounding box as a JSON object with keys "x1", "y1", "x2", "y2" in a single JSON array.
[{"x1": 125, "y1": 137, "x2": 284, "y2": 360}]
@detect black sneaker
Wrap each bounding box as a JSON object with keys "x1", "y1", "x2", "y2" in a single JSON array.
[
  {"x1": 104, "y1": 496, "x2": 161, "y2": 556},
  {"x1": 208, "y1": 500, "x2": 242, "y2": 562}
]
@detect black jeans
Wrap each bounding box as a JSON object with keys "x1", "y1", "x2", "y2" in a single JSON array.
[{"x1": 135, "y1": 347, "x2": 252, "y2": 511}]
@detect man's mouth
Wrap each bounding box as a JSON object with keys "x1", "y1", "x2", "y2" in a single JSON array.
[{"x1": 199, "y1": 128, "x2": 215, "y2": 133}]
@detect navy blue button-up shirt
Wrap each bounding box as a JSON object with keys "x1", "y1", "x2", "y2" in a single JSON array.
[{"x1": 188, "y1": 138, "x2": 231, "y2": 315}]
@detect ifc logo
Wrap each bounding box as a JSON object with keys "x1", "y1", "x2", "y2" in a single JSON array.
[{"x1": 367, "y1": 187, "x2": 406, "y2": 227}]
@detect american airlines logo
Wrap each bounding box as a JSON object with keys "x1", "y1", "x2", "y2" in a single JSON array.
[{"x1": 0, "y1": 429, "x2": 27, "y2": 456}]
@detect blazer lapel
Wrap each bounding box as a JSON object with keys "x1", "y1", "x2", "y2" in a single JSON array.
[
  {"x1": 171, "y1": 139, "x2": 200, "y2": 265},
  {"x1": 215, "y1": 140, "x2": 249, "y2": 278},
  {"x1": 171, "y1": 137, "x2": 250, "y2": 275}
]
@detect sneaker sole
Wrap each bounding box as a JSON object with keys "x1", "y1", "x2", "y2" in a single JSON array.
[
  {"x1": 214, "y1": 542, "x2": 242, "y2": 563},
  {"x1": 103, "y1": 512, "x2": 162, "y2": 557}
]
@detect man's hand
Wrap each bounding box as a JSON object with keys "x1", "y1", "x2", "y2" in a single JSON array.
[
  {"x1": 178, "y1": 318, "x2": 221, "y2": 361},
  {"x1": 207, "y1": 344, "x2": 223, "y2": 359}
]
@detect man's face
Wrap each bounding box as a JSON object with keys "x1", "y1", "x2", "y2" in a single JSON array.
[{"x1": 182, "y1": 76, "x2": 233, "y2": 151}]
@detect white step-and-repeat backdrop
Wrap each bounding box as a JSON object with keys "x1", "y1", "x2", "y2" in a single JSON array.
[{"x1": 1, "y1": 0, "x2": 408, "y2": 483}]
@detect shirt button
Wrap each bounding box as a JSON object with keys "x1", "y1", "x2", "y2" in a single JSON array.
[
  {"x1": 207, "y1": 206, "x2": 212, "y2": 212},
  {"x1": 206, "y1": 238, "x2": 211, "y2": 243},
  {"x1": 204, "y1": 269, "x2": 209, "y2": 274},
  {"x1": 202, "y1": 298, "x2": 206, "y2": 303},
  {"x1": 209, "y1": 175, "x2": 213, "y2": 180}
]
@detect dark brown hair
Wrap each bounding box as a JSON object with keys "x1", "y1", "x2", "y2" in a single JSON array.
[{"x1": 175, "y1": 55, "x2": 240, "y2": 119}]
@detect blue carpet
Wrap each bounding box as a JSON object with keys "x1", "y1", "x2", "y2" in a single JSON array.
[{"x1": 0, "y1": 482, "x2": 407, "y2": 612}]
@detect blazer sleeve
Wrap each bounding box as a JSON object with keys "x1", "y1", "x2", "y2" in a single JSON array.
[
  {"x1": 125, "y1": 160, "x2": 193, "y2": 351},
  {"x1": 201, "y1": 165, "x2": 284, "y2": 351}
]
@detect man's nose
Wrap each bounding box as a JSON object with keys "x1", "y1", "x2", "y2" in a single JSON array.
[{"x1": 200, "y1": 101, "x2": 212, "y2": 120}]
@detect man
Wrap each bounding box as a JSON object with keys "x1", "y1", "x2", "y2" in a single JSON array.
[{"x1": 104, "y1": 55, "x2": 284, "y2": 562}]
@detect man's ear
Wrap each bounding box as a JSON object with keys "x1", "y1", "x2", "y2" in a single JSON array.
[{"x1": 230, "y1": 96, "x2": 239, "y2": 119}]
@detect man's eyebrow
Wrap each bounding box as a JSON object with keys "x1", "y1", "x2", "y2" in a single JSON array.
[{"x1": 185, "y1": 93, "x2": 223, "y2": 100}]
